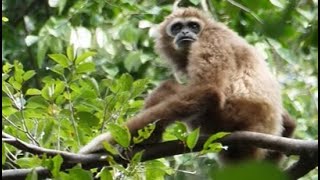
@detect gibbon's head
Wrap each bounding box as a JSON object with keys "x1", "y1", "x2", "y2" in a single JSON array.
[{"x1": 154, "y1": 7, "x2": 212, "y2": 71}]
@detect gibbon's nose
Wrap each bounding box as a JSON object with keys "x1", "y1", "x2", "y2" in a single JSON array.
[{"x1": 181, "y1": 29, "x2": 189, "y2": 35}]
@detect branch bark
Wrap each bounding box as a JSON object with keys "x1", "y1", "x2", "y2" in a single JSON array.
[{"x1": 2, "y1": 131, "x2": 318, "y2": 180}]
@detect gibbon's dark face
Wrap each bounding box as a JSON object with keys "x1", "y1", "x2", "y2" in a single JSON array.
[{"x1": 166, "y1": 19, "x2": 202, "y2": 50}]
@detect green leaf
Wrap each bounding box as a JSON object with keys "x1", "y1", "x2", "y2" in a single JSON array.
[
  {"x1": 169, "y1": 122, "x2": 188, "y2": 141},
  {"x1": 189, "y1": 0, "x2": 200, "y2": 5},
  {"x1": 97, "y1": 167, "x2": 112, "y2": 180},
  {"x1": 50, "y1": 64, "x2": 64, "y2": 76},
  {"x1": 48, "y1": 54, "x2": 69, "y2": 68},
  {"x1": 75, "y1": 51, "x2": 96, "y2": 64},
  {"x1": 41, "y1": 85, "x2": 51, "y2": 101},
  {"x1": 37, "y1": 38, "x2": 49, "y2": 68},
  {"x1": 68, "y1": 166, "x2": 93, "y2": 180},
  {"x1": 107, "y1": 123, "x2": 131, "y2": 148},
  {"x1": 26, "y1": 169, "x2": 38, "y2": 180},
  {"x1": 67, "y1": 45, "x2": 74, "y2": 61},
  {"x1": 133, "y1": 123, "x2": 155, "y2": 144},
  {"x1": 131, "y1": 150, "x2": 144, "y2": 165},
  {"x1": 11, "y1": 80, "x2": 22, "y2": 90},
  {"x1": 26, "y1": 88, "x2": 42, "y2": 96},
  {"x1": 76, "y1": 62, "x2": 95, "y2": 74},
  {"x1": 14, "y1": 68, "x2": 24, "y2": 84},
  {"x1": 16, "y1": 157, "x2": 42, "y2": 168},
  {"x1": 76, "y1": 111, "x2": 100, "y2": 127},
  {"x1": 124, "y1": 51, "x2": 141, "y2": 72},
  {"x1": 23, "y1": 70, "x2": 36, "y2": 81},
  {"x1": 52, "y1": 81, "x2": 65, "y2": 99},
  {"x1": 51, "y1": 154, "x2": 63, "y2": 177},
  {"x1": 42, "y1": 119, "x2": 55, "y2": 145},
  {"x1": 118, "y1": 73, "x2": 133, "y2": 91},
  {"x1": 186, "y1": 128, "x2": 200, "y2": 150},
  {"x1": 3, "y1": 63, "x2": 13, "y2": 73},
  {"x1": 2, "y1": 143, "x2": 6, "y2": 165},
  {"x1": 211, "y1": 161, "x2": 288, "y2": 180},
  {"x1": 146, "y1": 160, "x2": 173, "y2": 180},
  {"x1": 203, "y1": 132, "x2": 230, "y2": 150},
  {"x1": 131, "y1": 79, "x2": 149, "y2": 98},
  {"x1": 102, "y1": 141, "x2": 119, "y2": 155}
]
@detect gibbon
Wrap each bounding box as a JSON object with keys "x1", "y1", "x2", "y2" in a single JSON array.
[{"x1": 79, "y1": 7, "x2": 296, "y2": 163}]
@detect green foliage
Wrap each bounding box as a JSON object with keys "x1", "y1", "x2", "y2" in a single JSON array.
[
  {"x1": 211, "y1": 161, "x2": 289, "y2": 180},
  {"x1": 2, "y1": 0, "x2": 317, "y2": 179}
]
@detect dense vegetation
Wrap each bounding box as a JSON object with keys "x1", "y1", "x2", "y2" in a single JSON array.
[{"x1": 2, "y1": 0, "x2": 318, "y2": 179}]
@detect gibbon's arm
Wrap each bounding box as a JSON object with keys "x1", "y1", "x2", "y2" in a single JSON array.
[{"x1": 79, "y1": 85, "x2": 224, "y2": 154}]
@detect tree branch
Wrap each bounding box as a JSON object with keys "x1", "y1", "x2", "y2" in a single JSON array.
[{"x1": 2, "y1": 131, "x2": 318, "y2": 180}]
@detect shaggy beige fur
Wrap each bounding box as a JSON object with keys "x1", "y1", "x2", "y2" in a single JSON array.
[{"x1": 79, "y1": 7, "x2": 295, "y2": 163}]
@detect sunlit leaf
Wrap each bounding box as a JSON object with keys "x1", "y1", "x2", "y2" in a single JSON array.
[
  {"x1": 23, "y1": 70, "x2": 36, "y2": 81},
  {"x1": 48, "y1": 54, "x2": 69, "y2": 68},
  {"x1": 75, "y1": 51, "x2": 96, "y2": 64},
  {"x1": 26, "y1": 88, "x2": 42, "y2": 95},
  {"x1": 108, "y1": 123, "x2": 131, "y2": 148},
  {"x1": 186, "y1": 128, "x2": 200, "y2": 150}
]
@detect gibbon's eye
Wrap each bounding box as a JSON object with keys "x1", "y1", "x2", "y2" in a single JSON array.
[
  {"x1": 170, "y1": 22, "x2": 183, "y2": 35},
  {"x1": 187, "y1": 22, "x2": 201, "y2": 34}
]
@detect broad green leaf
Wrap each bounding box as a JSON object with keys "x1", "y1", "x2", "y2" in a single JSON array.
[
  {"x1": 51, "y1": 154, "x2": 63, "y2": 177},
  {"x1": 211, "y1": 161, "x2": 288, "y2": 180},
  {"x1": 2, "y1": 143, "x2": 6, "y2": 165},
  {"x1": 16, "y1": 157, "x2": 42, "y2": 168},
  {"x1": 14, "y1": 68, "x2": 24, "y2": 84},
  {"x1": 50, "y1": 64, "x2": 64, "y2": 76},
  {"x1": 52, "y1": 81, "x2": 65, "y2": 99},
  {"x1": 2, "y1": 81, "x2": 14, "y2": 95},
  {"x1": 42, "y1": 119, "x2": 55, "y2": 145},
  {"x1": 68, "y1": 166, "x2": 93, "y2": 180},
  {"x1": 203, "y1": 132, "x2": 230, "y2": 150},
  {"x1": 66, "y1": 45, "x2": 74, "y2": 61},
  {"x1": 37, "y1": 38, "x2": 49, "y2": 68},
  {"x1": 200, "y1": 143, "x2": 224, "y2": 154},
  {"x1": 131, "y1": 79, "x2": 149, "y2": 98},
  {"x1": 2, "y1": 97, "x2": 11, "y2": 107},
  {"x1": 107, "y1": 123, "x2": 131, "y2": 148},
  {"x1": 3, "y1": 63, "x2": 13, "y2": 73},
  {"x1": 25, "y1": 96, "x2": 49, "y2": 109},
  {"x1": 118, "y1": 73, "x2": 133, "y2": 91},
  {"x1": 131, "y1": 150, "x2": 144, "y2": 165},
  {"x1": 26, "y1": 169, "x2": 38, "y2": 180},
  {"x1": 41, "y1": 85, "x2": 51, "y2": 101},
  {"x1": 124, "y1": 51, "x2": 141, "y2": 72},
  {"x1": 23, "y1": 70, "x2": 36, "y2": 81},
  {"x1": 146, "y1": 160, "x2": 174, "y2": 180},
  {"x1": 169, "y1": 122, "x2": 188, "y2": 141},
  {"x1": 26, "y1": 88, "x2": 42, "y2": 96},
  {"x1": 186, "y1": 128, "x2": 200, "y2": 150},
  {"x1": 76, "y1": 62, "x2": 96, "y2": 74},
  {"x1": 76, "y1": 111, "x2": 99, "y2": 127},
  {"x1": 102, "y1": 141, "x2": 119, "y2": 155},
  {"x1": 189, "y1": 0, "x2": 200, "y2": 5},
  {"x1": 11, "y1": 80, "x2": 22, "y2": 90},
  {"x1": 75, "y1": 51, "x2": 96, "y2": 64},
  {"x1": 48, "y1": 54, "x2": 69, "y2": 68},
  {"x1": 97, "y1": 167, "x2": 112, "y2": 180}
]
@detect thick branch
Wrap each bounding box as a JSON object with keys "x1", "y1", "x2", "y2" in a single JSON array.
[{"x1": 2, "y1": 131, "x2": 318, "y2": 180}]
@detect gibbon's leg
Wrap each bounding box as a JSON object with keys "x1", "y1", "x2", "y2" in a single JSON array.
[
  {"x1": 216, "y1": 98, "x2": 282, "y2": 164},
  {"x1": 79, "y1": 85, "x2": 224, "y2": 154},
  {"x1": 142, "y1": 79, "x2": 183, "y2": 144},
  {"x1": 265, "y1": 112, "x2": 296, "y2": 163}
]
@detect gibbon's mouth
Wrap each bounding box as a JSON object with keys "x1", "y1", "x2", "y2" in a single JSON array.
[{"x1": 177, "y1": 37, "x2": 196, "y2": 44}]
